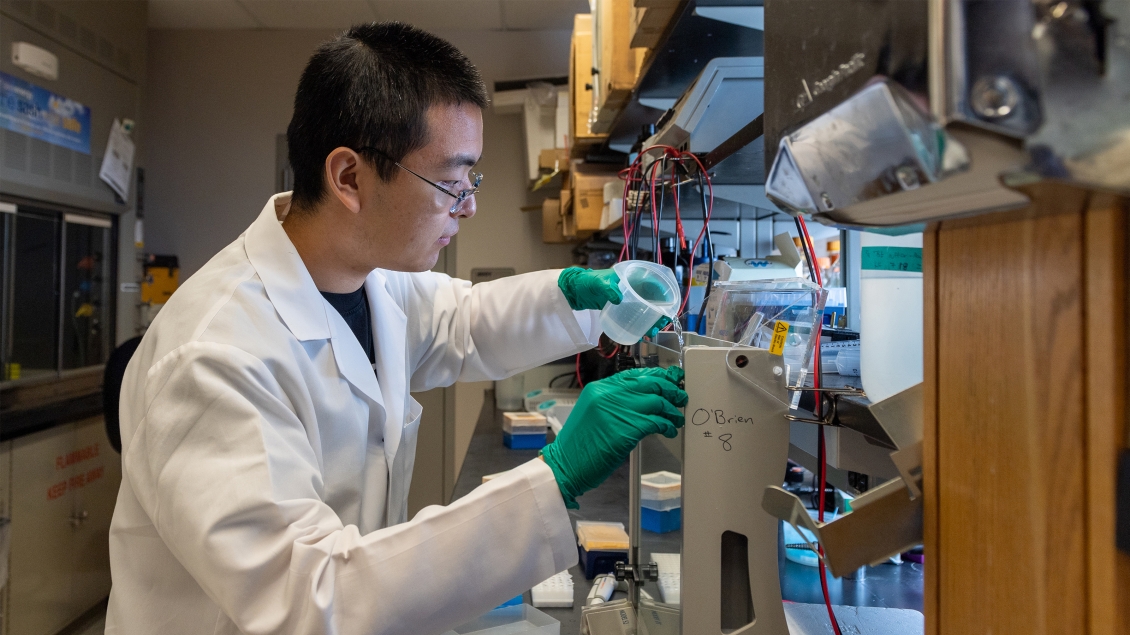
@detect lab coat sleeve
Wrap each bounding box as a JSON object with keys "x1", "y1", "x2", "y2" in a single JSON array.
[
  {"x1": 126, "y1": 341, "x2": 577, "y2": 635},
  {"x1": 404, "y1": 269, "x2": 602, "y2": 392}
]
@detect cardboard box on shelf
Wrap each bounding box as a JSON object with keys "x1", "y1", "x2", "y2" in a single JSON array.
[
  {"x1": 538, "y1": 148, "x2": 570, "y2": 172},
  {"x1": 542, "y1": 198, "x2": 568, "y2": 243},
  {"x1": 572, "y1": 162, "x2": 622, "y2": 231}
]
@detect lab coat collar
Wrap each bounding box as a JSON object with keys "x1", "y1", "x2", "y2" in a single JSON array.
[{"x1": 244, "y1": 193, "x2": 384, "y2": 409}]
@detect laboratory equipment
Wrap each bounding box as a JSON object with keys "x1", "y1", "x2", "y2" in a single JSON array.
[
  {"x1": 586, "y1": 574, "x2": 617, "y2": 606},
  {"x1": 641, "y1": 57, "x2": 772, "y2": 209},
  {"x1": 763, "y1": 0, "x2": 1130, "y2": 227},
  {"x1": 614, "y1": 305, "x2": 918, "y2": 634},
  {"x1": 576, "y1": 521, "x2": 630, "y2": 579},
  {"x1": 702, "y1": 278, "x2": 827, "y2": 386},
  {"x1": 523, "y1": 388, "x2": 581, "y2": 412},
  {"x1": 531, "y1": 571, "x2": 574, "y2": 608},
  {"x1": 599, "y1": 260, "x2": 681, "y2": 345},
  {"x1": 859, "y1": 232, "x2": 923, "y2": 403},
  {"x1": 833, "y1": 349, "x2": 861, "y2": 377}
]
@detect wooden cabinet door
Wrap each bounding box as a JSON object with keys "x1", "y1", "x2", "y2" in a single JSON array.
[{"x1": 924, "y1": 184, "x2": 1130, "y2": 635}]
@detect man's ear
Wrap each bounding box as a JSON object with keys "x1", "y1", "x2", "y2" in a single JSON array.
[{"x1": 324, "y1": 147, "x2": 363, "y2": 214}]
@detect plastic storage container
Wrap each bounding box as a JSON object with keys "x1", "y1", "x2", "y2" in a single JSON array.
[
  {"x1": 641, "y1": 507, "x2": 681, "y2": 533},
  {"x1": 640, "y1": 471, "x2": 681, "y2": 533},
  {"x1": 600, "y1": 260, "x2": 681, "y2": 345},
  {"x1": 440, "y1": 604, "x2": 560, "y2": 635},
  {"x1": 495, "y1": 374, "x2": 525, "y2": 411},
  {"x1": 703, "y1": 278, "x2": 827, "y2": 394},
  {"x1": 859, "y1": 232, "x2": 923, "y2": 403}
]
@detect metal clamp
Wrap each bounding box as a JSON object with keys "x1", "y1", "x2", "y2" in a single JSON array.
[{"x1": 614, "y1": 561, "x2": 659, "y2": 583}]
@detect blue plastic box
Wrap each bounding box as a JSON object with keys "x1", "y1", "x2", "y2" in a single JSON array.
[
  {"x1": 503, "y1": 431, "x2": 547, "y2": 450},
  {"x1": 578, "y1": 546, "x2": 628, "y2": 579},
  {"x1": 641, "y1": 506, "x2": 681, "y2": 533}
]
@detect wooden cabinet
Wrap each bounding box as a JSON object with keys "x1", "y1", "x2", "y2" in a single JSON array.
[
  {"x1": 7, "y1": 418, "x2": 118, "y2": 635},
  {"x1": 923, "y1": 183, "x2": 1130, "y2": 635}
]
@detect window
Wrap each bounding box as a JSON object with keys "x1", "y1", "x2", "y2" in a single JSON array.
[{"x1": 0, "y1": 200, "x2": 116, "y2": 383}]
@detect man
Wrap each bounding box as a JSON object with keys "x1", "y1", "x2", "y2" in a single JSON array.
[{"x1": 106, "y1": 22, "x2": 686, "y2": 634}]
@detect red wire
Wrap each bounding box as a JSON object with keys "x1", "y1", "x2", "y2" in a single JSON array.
[
  {"x1": 575, "y1": 353, "x2": 585, "y2": 388},
  {"x1": 817, "y1": 425, "x2": 842, "y2": 635},
  {"x1": 799, "y1": 215, "x2": 843, "y2": 635},
  {"x1": 615, "y1": 146, "x2": 713, "y2": 322},
  {"x1": 595, "y1": 337, "x2": 620, "y2": 359}
]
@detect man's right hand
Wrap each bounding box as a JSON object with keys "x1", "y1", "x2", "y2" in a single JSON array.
[{"x1": 540, "y1": 366, "x2": 687, "y2": 508}]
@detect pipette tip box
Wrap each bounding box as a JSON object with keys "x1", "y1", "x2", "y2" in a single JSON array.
[
  {"x1": 503, "y1": 431, "x2": 547, "y2": 450},
  {"x1": 575, "y1": 521, "x2": 629, "y2": 579},
  {"x1": 578, "y1": 546, "x2": 628, "y2": 580}
]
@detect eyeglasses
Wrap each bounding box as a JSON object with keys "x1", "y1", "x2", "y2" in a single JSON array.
[{"x1": 356, "y1": 146, "x2": 482, "y2": 215}]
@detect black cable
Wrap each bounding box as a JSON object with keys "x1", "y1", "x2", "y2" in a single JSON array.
[
  {"x1": 548, "y1": 371, "x2": 575, "y2": 388},
  {"x1": 795, "y1": 217, "x2": 817, "y2": 285}
]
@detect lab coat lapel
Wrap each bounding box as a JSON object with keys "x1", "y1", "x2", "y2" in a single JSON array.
[
  {"x1": 365, "y1": 271, "x2": 408, "y2": 468},
  {"x1": 243, "y1": 194, "x2": 386, "y2": 409}
]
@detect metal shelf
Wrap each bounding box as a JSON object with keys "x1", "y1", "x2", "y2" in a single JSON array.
[{"x1": 605, "y1": 0, "x2": 765, "y2": 152}]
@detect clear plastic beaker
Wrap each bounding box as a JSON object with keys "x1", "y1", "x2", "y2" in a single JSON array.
[{"x1": 600, "y1": 260, "x2": 681, "y2": 345}]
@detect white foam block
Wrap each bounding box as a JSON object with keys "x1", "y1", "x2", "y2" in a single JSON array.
[{"x1": 531, "y1": 570, "x2": 574, "y2": 608}]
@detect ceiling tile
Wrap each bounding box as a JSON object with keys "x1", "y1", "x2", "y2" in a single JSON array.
[
  {"x1": 500, "y1": 0, "x2": 586, "y2": 30},
  {"x1": 148, "y1": 0, "x2": 262, "y2": 29},
  {"x1": 239, "y1": 0, "x2": 379, "y2": 29},
  {"x1": 373, "y1": 0, "x2": 503, "y2": 31}
]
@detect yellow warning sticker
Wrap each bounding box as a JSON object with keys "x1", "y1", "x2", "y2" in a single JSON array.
[{"x1": 769, "y1": 321, "x2": 789, "y2": 356}]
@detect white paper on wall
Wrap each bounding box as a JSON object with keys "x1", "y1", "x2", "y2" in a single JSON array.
[{"x1": 99, "y1": 118, "x2": 135, "y2": 201}]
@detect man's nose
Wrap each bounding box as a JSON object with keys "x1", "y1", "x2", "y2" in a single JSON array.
[{"x1": 454, "y1": 195, "x2": 476, "y2": 219}]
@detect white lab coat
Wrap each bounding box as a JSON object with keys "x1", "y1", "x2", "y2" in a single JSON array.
[{"x1": 105, "y1": 193, "x2": 601, "y2": 635}]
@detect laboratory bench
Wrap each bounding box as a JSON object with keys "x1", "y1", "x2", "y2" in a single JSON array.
[{"x1": 451, "y1": 398, "x2": 924, "y2": 632}]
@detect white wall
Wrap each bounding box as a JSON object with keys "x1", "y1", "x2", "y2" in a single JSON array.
[{"x1": 143, "y1": 26, "x2": 579, "y2": 479}]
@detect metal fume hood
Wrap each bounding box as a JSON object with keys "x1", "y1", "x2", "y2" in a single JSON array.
[{"x1": 644, "y1": 57, "x2": 774, "y2": 209}]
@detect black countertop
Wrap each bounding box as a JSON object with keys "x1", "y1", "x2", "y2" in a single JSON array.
[{"x1": 451, "y1": 395, "x2": 924, "y2": 632}]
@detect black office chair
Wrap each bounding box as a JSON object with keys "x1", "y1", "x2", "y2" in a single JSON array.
[{"x1": 103, "y1": 336, "x2": 143, "y2": 454}]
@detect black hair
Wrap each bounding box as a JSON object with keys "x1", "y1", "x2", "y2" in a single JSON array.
[{"x1": 286, "y1": 22, "x2": 488, "y2": 211}]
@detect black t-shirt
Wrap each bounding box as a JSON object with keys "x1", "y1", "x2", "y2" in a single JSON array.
[{"x1": 320, "y1": 286, "x2": 375, "y2": 364}]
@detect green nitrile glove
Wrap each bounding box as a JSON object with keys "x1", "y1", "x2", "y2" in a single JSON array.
[
  {"x1": 558, "y1": 267, "x2": 674, "y2": 340},
  {"x1": 558, "y1": 267, "x2": 622, "y2": 311},
  {"x1": 540, "y1": 366, "x2": 687, "y2": 508},
  {"x1": 643, "y1": 316, "x2": 673, "y2": 340}
]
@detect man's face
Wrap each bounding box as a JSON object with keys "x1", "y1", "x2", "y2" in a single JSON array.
[{"x1": 358, "y1": 102, "x2": 483, "y2": 272}]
